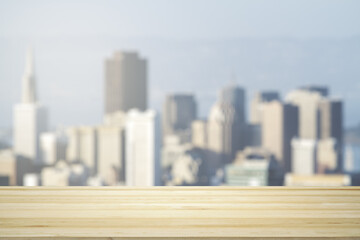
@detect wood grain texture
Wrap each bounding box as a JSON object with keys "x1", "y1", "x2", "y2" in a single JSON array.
[{"x1": 0, "y1": 187, "x2": 360, "y2": 239}]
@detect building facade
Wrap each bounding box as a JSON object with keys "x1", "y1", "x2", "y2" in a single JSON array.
[
  {"x1": 162, "y1": 94, "x2": 197, "y2": 140},
  {"x1": 104, "y1": 51, "x2": 147, "y2": 115},
  {"x1": 13, "y1": 48, "x2": 48, "y2": 165},
  {"x1": 125, "y1": 109, "x2": 161, "y2": 186},
  {"x1": 262, "y1": 101, "x2": 298, "y2": 172}
]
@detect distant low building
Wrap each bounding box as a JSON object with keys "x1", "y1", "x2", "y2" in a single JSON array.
[
  {"x1": 291, "y1": 138, "x2": 317, "y2": 175},
  {"x1": 0, "y1": 149, "x2": 16, "y2": 186},
  {"x1": 162, "y1": 134, "x2": 208, "y2": 186},
  {"x1": 291, "y1": 138, "x2": 339, "y2": 175},
  {"x1": 41, "y1": 160, "x2": 89, "y2": 186},
  {"x1": 23, "y1": 173, "x2": 40, "y2": 186},
  {"x1": 225, "y1": 147, "x2": 284, "y2": 186},
  {"x1": 344, "y1": 144, "x2": 360, "y2": 173},
  {"x1": 285, "y1": 174, "x2": 351, "y2": 186}
]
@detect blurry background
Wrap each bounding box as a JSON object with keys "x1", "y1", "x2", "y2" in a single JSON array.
[{"x1": 0, "y1": 0, "x2": 360, "y2": 186}]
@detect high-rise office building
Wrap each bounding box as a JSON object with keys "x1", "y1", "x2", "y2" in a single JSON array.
[
  {"x1": 162, "y1": 94, "x2": 197, "y2": 141},
  {"x1": 40, "y1": 131, "x2": 67, "y2": 165},
  {"x1": 219, "y1": 85, "x2": 246, "y2": 123},
  {"x1": 286, "y1": 89, "x2": 323, "y2": 140},
  {"x1": 287, "y1": 88, "x2": 343, "y2": 173},
  {"x1": 244, "y1": 124, "x2": 262, "y2": 147},
  {"x1": 299, "y1": 85, "x2": 329, "y2": 97},
  {"x1": 219, "y1": 84, "x2": 247, "y2": 150},
  {"x1": 191, "y1": 120, "x2": 207, "y2": 149},
  {"x1": 207, "y1": 102, "x2": 240, "y2": 169},
  {"x1": 250, "y1": 91, "x2": 280, "y2": 124},
  {"x1": 104, "y1": 51, "x2": 147, "y2": 115},
  {"x1": 319, "y1": 98, "x2": 343, "y2": 171},
  {"x1": 66, "y1": 126, "x2": 97, "y2": 173},
  {"x1": 0, "y1": 149, "x2": 17, "y2": 186},
  {"x1": 262, "y1": 101, "x2": 298, "y2": 172},
  {"x1": 97, "y1": 125, "x2": 125, "y2": 185},
  {"x1": 317, "y1": 138, "x2": 338, "y2": 173},
  {"x1": 13, "y1": 48, "x2": 48, "y2": 165},
  {"x1": 125, "y1": 109, "x2": 161, "y2": 186}
]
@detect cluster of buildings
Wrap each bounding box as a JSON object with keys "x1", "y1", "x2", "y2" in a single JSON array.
[{"x1": 0, "y1": 49, "x2": 358, "y2": 187}]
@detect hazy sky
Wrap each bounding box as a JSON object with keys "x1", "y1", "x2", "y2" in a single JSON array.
[
  {"x1": 1, "y1": 0, "x2": 360, "y2": 130},
  {"x1": 1, "y1": 0, "x2": 360, "y2": 39}
]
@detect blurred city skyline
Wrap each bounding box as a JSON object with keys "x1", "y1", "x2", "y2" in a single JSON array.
[
  {"x1": 1, "y1": 0, "x2": 360, "y2": 187},
  {"x1": 1, "y1": 0, "x2": 360, "y2": 129}
]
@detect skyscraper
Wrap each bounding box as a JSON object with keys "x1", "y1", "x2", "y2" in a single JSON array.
[
  {"x1": 162, "y1": 94, "x2": 197, "y2": 140},
  {"x1": 13, "y1": 48, "x2": 48, "y2": 165},
  {"x1": 191, "y1": 120, "x2": 207, "y2": 149},
  {"x1": 286, "y1": 88, "x2": 343, "y2": 173},
  {"x1": 286, "y1": 89, "x2": 323, "y2": 140},
  {"x1": 250, "y1": 91, "x2": 280, "y2": 124},
  {"x1": 40, "y1": 131, "x2": 67, "y2": 165},
  {"x1": 97, "y1": 125, "x2": 125, "y2": 185},
  {"x1": 299, "y1": 85, "x2": 329, "y2": 97},
  {"x1": 319, "y1": 99, "x2": 343, "y2": 169},
  {"x1": 219, "y1": 85, "x2": 246, "y2": 124},
  {"x1": 104, "y1": 51, "x2": 147, "y2": 115},
  {"x1": 207, "y1": 102, "x2": 240, "y2": 169},
  {"x1": 317, "y1": 138, "x2": 338, "y2": 173},
  {"x1": 125, "y1": 109, "x2": 161, "y2": 186},
  {"x1": 66, "y1": 126, "x2": 97, "y2": 173},
  {"x1": 262, "y1": 101, "x2": 298, "y2": 172},
  {"x1": 219, "y1": 85, "x2": 247, "y2": 150}
]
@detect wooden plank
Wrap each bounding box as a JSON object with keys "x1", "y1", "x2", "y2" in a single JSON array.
[{"x1": 0, "y1": 187, "x2": 360, "y2": 239}]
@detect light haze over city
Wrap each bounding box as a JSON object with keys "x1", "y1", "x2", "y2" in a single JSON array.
[
  {"x1": 1, "y1": 0, "x2": 360, "y2": 128},
  {"x1": 1, "y1": 0, "x2": 360, "y2": 187}
]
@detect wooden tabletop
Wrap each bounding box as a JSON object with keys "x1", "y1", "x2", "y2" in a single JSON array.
[{"x1": 0, "y1": 187, "x2": 360, "y2": 239}]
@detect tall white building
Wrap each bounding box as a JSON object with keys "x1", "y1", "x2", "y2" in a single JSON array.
[
  {"x1": 125, "y1": 109, "x2": 161, "y2": 186},
  {"x1": 40, "y1": 130, "x2": 67, "y2": 165},
  {"x1": 66, "y1": 126, "x2": 97, "y2": 173},
  {"x1": 191, "y1": 120, "x2": 207, "y2": 148},
  {"x1": 97, "y1": 125, "x2": 125, "y2": 185},
  {"x1": 13, "y1": 48, "x2": 48, "y2": 165}
]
